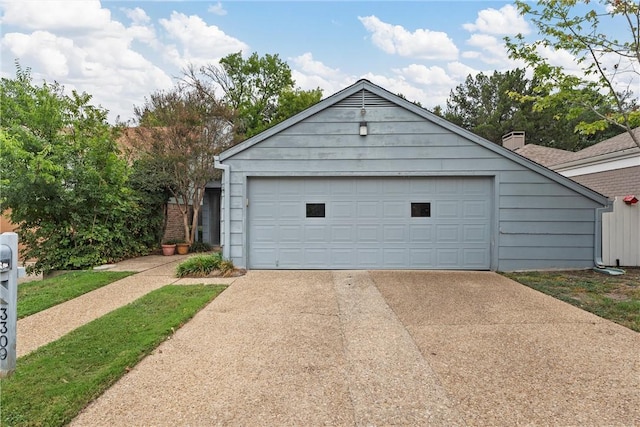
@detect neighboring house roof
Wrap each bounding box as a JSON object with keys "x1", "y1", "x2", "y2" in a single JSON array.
[
  {"x1": 219, "y1": 79, "x2": 608, "y2": 206},
  {"x1": 514, "y1": 144, "x2": 575, "y2": 167},
  {"x1": 515, "y1": 128, "x2": 640, "y2": 169}
]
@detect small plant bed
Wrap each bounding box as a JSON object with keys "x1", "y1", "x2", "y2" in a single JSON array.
[
  {"x1": 176, "y1": 253, "x2": 244, "y2": 278},
  {"x1": 1, "y1": 284, "x2": 226, "y2": 427},
  {"x1": 18, "y1": 271, "x2": 133, "y2": 319},
  {"x1": 504, "y1": 268, "x2": 640, "y2": 332}
]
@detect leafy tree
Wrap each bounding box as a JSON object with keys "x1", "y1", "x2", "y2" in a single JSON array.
[
  {"x1": 440, "y1": 68, "x2": 617, "y2": 150},
  {"x1": 506, "y1": 0, "x2": 640, "y2": 148},
  {"x1": 184, "y1": 52, "x2": 323, "y2": 139},
  {"x1": 0, "y1": 65, "x2": 155, "y2": 274},
  {"x1": 132, "y1": 85, "x2": 234, "y2": 245}
]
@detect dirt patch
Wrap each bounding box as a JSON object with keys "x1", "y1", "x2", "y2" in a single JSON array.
[{"x1": 182, "y1": 268, "x2": 247, "y2": 278}]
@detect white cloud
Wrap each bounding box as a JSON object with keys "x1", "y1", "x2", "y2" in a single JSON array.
[
  {"x1": 447, "y1": 61, "x2": 480, "y2": 80},
  {"x1": 2, "y1": 31, "x2": 77, "y2": 77},
  {"x1": 0, "y1": 0, "x2": 112, "y2": 31},
  {"x1": 358, "y1": 15, "x2": 458, "y2": 60},
  {"x1": 361, "y1": 72, "x2": 436, "y2": 107},
  {"x1": 0, "y1": 1, "x2": 176, "y2": 122},
  {"x1": 393, "y1": 64, "x2": 456, "y2": 87},
  {"x1": 463, "y1": 4, "x2": 530, "y2": 36},
  {"x1": 465, "y1": 34, "x2": 517, "y2": 67},
  {"x1": 290, "y1": 53, "x2": 353, "y2": 95},
  {"x1": 291, "y1": 52, "x2": 342, "y2": 79},
  {"x1": 159, "y1": 12, "x2": 248, "y2": 68},
  {"x1": 208, "y1": 2, "x2": 227, "y2": 16},
  {"x1": 122, "y1": 7, "x2": 151, "y2": 25}
]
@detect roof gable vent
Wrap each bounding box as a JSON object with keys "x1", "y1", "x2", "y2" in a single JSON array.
[{"x1": 335, "y1": 89, "x2": 395, "y2": 108}]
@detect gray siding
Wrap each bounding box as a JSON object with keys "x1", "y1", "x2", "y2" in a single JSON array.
[{"x1": 221, "y1": 88, "x2": 604, "y2": 271}]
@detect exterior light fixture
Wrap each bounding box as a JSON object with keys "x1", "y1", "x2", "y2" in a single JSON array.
[{"x1": 359, "y1": 121, "x2": 368, "y2": 136}]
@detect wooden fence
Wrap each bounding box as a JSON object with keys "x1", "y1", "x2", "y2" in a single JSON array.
[{"x1": 602, "y1": 197, "x2": 640, "y2": 267}]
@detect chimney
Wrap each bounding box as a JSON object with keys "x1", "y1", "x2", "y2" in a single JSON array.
[{"x1": 502, "y1": 131, "x2": 525, "y2": 150}]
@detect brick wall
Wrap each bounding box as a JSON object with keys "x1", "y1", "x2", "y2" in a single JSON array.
[
  {"x1": 1, "y1": 210, "x2": 26, "y2": 258},
  {"x1": 163, "y1": 203, "x2": 189, "y2": 242},
  {"x1": 570, "y1": 166, "x2": 640, "y2": 198}
]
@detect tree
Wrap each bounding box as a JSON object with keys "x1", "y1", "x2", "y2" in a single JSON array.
[
  {"x1": 183, "y1": 52, "x2": 323, "y2": 139},
  {"x1": 441, "y1": 68, "x2": 617, "y2": 149},
  {"x1": 0, "y1": 65, "x2": 155, "y2": 274},
  {"x1": 506, "y1": 0, "x2": 640, "y2": 148},
  {"x1": 132, "y1": 85, "x2": 234, "y2": 245}
]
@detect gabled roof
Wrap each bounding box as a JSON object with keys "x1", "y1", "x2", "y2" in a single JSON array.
[{"x1": 218, "y1": 79, "x2": 608, "y2": 205}]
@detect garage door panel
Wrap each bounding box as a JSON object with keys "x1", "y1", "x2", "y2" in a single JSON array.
[
  {"x1": 253, "y1": 201, "x2": 278, "y2": 219},
  {"x1": 357, "y1": 201, "x2": 380, "y2": 218},
  {"x1": 303, "y1": 248, "x2": 329, "y2": 267},
  {"x1": 280, "y1": 225, "x2": 303, "y2": 242},
  {"x1": 333, "y1": 201, "x2": 355, "y2": 218},
  {"x1": 357, "y1": 225, "x2": 380, "y2": 242},
  {"x1": 304, "y1": 225, "x2": 328, "y2": 242},
  {"x1": 356, "y1": 180, "x2": 380, "y2": 195},
  {"x1": 248, "y1": 177, "x2": 491, "y2": 269},
  {"x1": 463, "y1": 179, "x2": 491, "y2": 195},
  {"x1": 383, "y1": 201, "x2": 404, "y2": 218},
  {"x1": 437, "y1": 179, "x2": 459, "y2": 194},
  {"x1": 252, "y1": 225, "x2": 276, "y2": 242},
  {"x1": 436, "y1": 225, "x2": 459, "y2": 242},
  {"x1": 436, "y1": 249, "x2": 460, "y2": 267},
  {"x1": 356, "y1": 248, "x2": 381, "y2": 267},
  {"x1": 436, "y1": 201, "x2": 460, "y2": 218},
  {"x1": 331, "y1": 225, "x2": 354, "y2": 242},
  {"x1": 278, "y1": 202, "x2": 300, "y2": 219},
  {"x1": 463, "y1": 200, "x2": 488, "y2": 218},
  {"x1": 383, "y1": 248, "x2": 408, "y2": 267},
  {"x1": 410, "y1": 248, "x2": 433, "y2": 265},
  {"x1": 410, "y1": 224, "x2": 433, "y2": 242},
  {"x1": 383, "y1": 224, "x2": 406, "y2": 242},
  {"x1": 463, "y1": 249, "x2": 489, "y2": 267},
  {"x1": 463, "y1": 224, "x2": 488, "y2": 242},
  {"x1": 251, "y1": 248, "x2": 277, "y2": 267}
]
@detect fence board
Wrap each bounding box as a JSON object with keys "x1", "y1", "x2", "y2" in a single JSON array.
[{"x1": 602, "y1": 198, "x2": 640, "y2": 267}]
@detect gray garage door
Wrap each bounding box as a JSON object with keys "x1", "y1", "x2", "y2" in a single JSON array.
[{"x1": 248, "y1": 177, "x2": 492, "y2": 269}]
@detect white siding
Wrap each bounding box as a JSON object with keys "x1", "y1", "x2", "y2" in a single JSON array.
[{"x1": 602, "y1": 197, "x2": 640, "y2": 267}]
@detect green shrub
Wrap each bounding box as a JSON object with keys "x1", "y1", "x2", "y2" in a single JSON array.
[
  {"x1": 190, "y1": 241, "x2": 213, "y2": 253},
  {"x1": 175, "y1": 253, "x2": 236, "y2": 278},
  {"x1": 176, "y1": 253, "x2": 222, "y2": 277},
  {"x1": 219, "y1": 259, "x2": 235, "y2": 277}
]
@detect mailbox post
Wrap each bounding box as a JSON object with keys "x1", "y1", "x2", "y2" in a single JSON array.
[{"x1": 0, "y1": 232, "x2": 24, "y2": 378}]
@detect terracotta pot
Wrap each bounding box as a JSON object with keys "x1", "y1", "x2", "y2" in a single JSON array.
[
  {"x1": 176, "y1": 243, "x2": 190, "y2": 255},
  {"x1": 161, "y1": 244, "x2": 176, "y2": 256}
]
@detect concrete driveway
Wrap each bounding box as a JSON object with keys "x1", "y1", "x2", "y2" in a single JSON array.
[{"x1": 72, "y1": 270, "x2": 639, "y2": 426}]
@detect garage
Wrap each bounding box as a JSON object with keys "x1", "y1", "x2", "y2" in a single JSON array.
[
  {"x1": 215, "y1": 79, "x2": 609, "y2": 271},
  {"x1": 248, "y1": 176, "x2": 492, "y2": 269}
]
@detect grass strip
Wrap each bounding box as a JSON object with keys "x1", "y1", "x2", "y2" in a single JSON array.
[
  {"x1": 504, "y1": 271, "x2": 640, "y2": 332},
  {"x1": 1, "y1": 284, "x2": 226, "y2": 427},
  {"x1": 18, "y1": 271, "x2": 134, "y2": 319}
]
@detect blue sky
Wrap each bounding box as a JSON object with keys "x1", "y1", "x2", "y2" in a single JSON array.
[{"x1": 0, "y1": 1, "x2": 592, "y2": 123}]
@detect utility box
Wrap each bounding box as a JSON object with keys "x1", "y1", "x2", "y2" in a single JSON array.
[{"x1": 0, "y1": 232, "x2": 23, "y2": 378}]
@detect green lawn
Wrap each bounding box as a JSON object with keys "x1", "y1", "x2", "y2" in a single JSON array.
[
  {"x1": 504, "y1": 268, "x2": 640, "y2": 332},
  {"x1": 1, "y1": 284, "x2": 226, "y2": 427},
  {"x1": 18, "y1": 271, "x2": 133, "y2": 319}
]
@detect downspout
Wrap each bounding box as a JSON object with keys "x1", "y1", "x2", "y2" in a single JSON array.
[
  {"x1": 214, "y1": 156, "x2": 231, "y2": 260},
  {"x1": 594, "y1": 200, "x2": 614, "y2": 268}
]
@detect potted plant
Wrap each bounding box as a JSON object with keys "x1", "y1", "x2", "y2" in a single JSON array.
[
  {"x1": 175, "y1": 241, "x2": 190, "y2": 255},
  {"x1": 161, "y1": 239, "x2": 179, "y2": 256}
]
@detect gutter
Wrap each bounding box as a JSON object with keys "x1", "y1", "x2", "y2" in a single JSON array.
[
  {"x1": 214, "y1": 156, "x2": 231, "y2": 259},
  {"x1": 594, "y1": 201, "x2": 614, "y2": 268}
]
